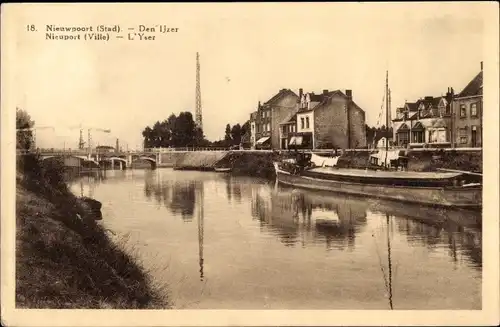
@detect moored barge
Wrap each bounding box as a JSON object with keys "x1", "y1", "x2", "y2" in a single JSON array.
[{"x1": 273, "y1": 159, "x2": 482, "y2": 210}]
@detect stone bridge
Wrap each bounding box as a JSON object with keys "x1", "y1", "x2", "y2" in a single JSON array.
[{"x1": 17, "y1": 149, "x2": 161, "y2": 170}]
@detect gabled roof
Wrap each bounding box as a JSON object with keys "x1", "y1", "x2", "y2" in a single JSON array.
[
  {"x1": 412, "y1": 122, "x2": 425, "y2": 131},
  {"x1": 397, "y1": 123, "x2": 409, "y2": 131},
  {"x1": 405, "y1": 102, "x2": 419, "y2": 112},
  {"x1": 279, "y1": 111, "x2": 298, "y2": 125},
  {"x1": 457, "y1": 71, "x2": 483, "y2": 98},
  {"x1": 301, "y1": 89, "x2": 365, "y2": 114},
  {"x1": 263, "y1": 89, "x2": 298, "y2": 106}
]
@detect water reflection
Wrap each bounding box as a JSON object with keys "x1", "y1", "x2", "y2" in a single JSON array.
[
  {"x1": 251, "y1": 185, "x2": 481, "y2": 268},
  {"x1": 197, "y1": 183, "x2": 204, "y2": 281},
  {"x1": 251, "y1": 186, "x2": 368, "y2": 250},
  {"x1": 223, "y1": 175, "x2": 242, "y2": 204},
  {"x1": 144, "y1": 172, "x2": 201, "y2": 222},
  {"x1": 69, "y1": 169, "x2": 482, "y2": 309}
]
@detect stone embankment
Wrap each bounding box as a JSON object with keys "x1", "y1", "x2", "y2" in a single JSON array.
[
  {"x1": 214, "y1": 151, "x2": 282, "y2": 179},
  {"x1": 173, "y1": 151, "x2": 229, "y2": 170},
  {"x1": 336, "y1": 149, "x2": 482, "y2": 173},
  {"x1": 153, "y1": 148, "x2": 481, "y2": 178}
]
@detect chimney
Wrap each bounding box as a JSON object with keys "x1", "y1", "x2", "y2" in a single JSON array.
[
  {"x1": 480, "y1": 61, "x2": 483, "y2": 71},
  {"x1": 299, "y1": 88, "x2": 303, "y2": 99},
  {"x1": 323, "y1": 89, "x2": 329, "y2": 95},
  {"x1": 345, "y1": 90, "x2": 352, "y2": 99}
]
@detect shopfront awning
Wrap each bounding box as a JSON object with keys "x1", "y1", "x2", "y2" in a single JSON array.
[
  {"x1": 289, "y1": 136, "x2": 303, "y2": 146},
  {"x1": 256, "y1": 136, "x2": 270, "y2": 145}
]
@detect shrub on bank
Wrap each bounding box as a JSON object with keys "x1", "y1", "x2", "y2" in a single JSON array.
[
  {"x1": 215, "y1": 151, "x2": 281, "y2": 180},
  {"x1": 16, "y1": 154, "x2": 170, "y2": 309}
]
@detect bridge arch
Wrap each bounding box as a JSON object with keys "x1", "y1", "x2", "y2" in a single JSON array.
[
  {"x1": 41, "y1": 155, "x2": 100, "y2": 168},
  {"x1": 131, "y1": 156, "x2": 157, "y2": 169},
  {"x1": 98, "y1": 157, "x2": 128, "y2": 170}
]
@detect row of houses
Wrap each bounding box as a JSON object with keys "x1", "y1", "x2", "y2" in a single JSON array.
[
  {"x1": 247, "y1": 62, "x2": 483, "y2": 150},
  {"x1": 248, "y1": 88, "x2": 367, "y2": 150},
  {"x1": 392, "y1": 62, "x2": 483, "y2": 149}
]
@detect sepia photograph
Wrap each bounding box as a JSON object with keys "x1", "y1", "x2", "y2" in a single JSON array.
[{"x1": 1, "y1": 2, "x2": 499, "y2": 326}]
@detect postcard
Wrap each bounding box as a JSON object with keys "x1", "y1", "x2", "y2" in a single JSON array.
[{"x1": 1, "y1": 2, "x2": 499, "y2": 326}]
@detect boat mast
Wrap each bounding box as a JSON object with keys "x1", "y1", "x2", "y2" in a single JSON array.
[{"x1": 384, "y1": 71, "x2": 389, "y2": 168}]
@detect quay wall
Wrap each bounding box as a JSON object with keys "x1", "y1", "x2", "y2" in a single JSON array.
[
  {"x1": 153, "y1": 148, "x2": 481, "y2": 177},
  {"x1": 214, "y1": 151, "x2": 281, "y2": 180},
  {"x1": 173, "y1": 151, "x2": 228, "y2": 170},
  {"x1": 406, "y1": 150, "x2": 482, "y2": 173},
  {"x1": 335, "y1": 149, "x2": 482, "y2": 173}
]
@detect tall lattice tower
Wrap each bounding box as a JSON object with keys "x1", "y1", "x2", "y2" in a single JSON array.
[
  {"x1": 195, "y1": 52, "x2": 203, "y2": 130},
  {"x1": 78, "y1": 129, "x2": 85, "y2": 149}
]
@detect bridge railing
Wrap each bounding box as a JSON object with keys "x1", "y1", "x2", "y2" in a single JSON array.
[{"x1": 17, "y1": 145, "x2": 482, "y2": 157}]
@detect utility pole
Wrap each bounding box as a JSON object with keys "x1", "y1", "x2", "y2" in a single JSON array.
[
  {"x1": 88, "y1": 129, "x2": 92, "y2": 159},
  {"x1": 195, "y1": 52, "x2": 203, "y2": 130}
]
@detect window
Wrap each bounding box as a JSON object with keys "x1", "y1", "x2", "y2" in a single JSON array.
[
  {"x1": 471, "y1": 103, "x2": 478, "y2": 117},
  {"x1": 412, "y1": 131, "x2": 424, "y2": 143},
  {"x1": 306, "y1": 117, "x2": 310, "y2": 129},
  {"x1": 428, "y1": 130, "x2": 435, "y2": 143},
  {"x1": 460, "y1": 105, "x2": 466, "y2": 118},
  {"x1": 460, "y1": 136, "x2": 467, "y2": 144},
  {"x1": 301, "y1": 117, "x2": 305, "y2": 129},
  {"x1": 397, "y1": 132, "x2": 409, "y2": 145}
]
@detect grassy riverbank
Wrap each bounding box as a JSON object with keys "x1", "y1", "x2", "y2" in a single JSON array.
[{"x1": 16, "y1": 154, "x2": 170, "y2": 309}]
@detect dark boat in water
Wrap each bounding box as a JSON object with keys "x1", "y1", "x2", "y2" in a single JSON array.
[
  {"x1": 274, "y1": 160, "x2": 481, "y2": 209},
  {"x1": 274, "y1": 71, "x2": 482, "y2": 210}
]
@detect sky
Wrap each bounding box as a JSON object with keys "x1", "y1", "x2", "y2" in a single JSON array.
[{"x1": 8, "y1": 3, "x2": 488, "y2": 150}]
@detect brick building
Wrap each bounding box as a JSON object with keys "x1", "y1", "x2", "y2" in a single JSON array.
[
  {"x1": 452, "y1": 62, "x2": 483, "y2": 148},
  {"x1": 249, "y1": 89, "x2": 299, "y2": 149},
  {"x1": 279, "y1": 89, "x2": 366, "y2": 149}
]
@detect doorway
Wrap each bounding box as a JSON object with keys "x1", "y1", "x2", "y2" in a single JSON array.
[{"x1": 471, "y1": 129, "x2": 477, "y2": 147}]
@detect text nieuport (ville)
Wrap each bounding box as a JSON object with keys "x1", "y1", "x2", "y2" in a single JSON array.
[{"x1": 45, "y1": 24, "x2": 179, "y2": 41}]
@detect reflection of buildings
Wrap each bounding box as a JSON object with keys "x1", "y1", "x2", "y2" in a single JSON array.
[
  {"x1": 251, "y1": 187, "x2": 368, "y2": 250},
  {"x1": 393, "y1": 216, "x2": 482, "y2": 268},
  {"x1": 144, "y1": 172, "x2": 203, "y2": 222},
  {"x1": 223, "y1": 175, "x2": 242, "y2": 203}
]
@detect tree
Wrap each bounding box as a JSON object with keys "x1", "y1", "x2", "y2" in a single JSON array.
[
  {"x1": 170, "y1": 111, "x2": 199, "y2": 147},
  {"x1": 16, "y1": 108, "x2": 35, "y2": 150},
  {"x1": 224, "y1": 124, "x2": 232, "y2": 144},
  {"x1": 241, "y1": 121, "x2": 250, "y2": 137},
  {"x1": 142, "y1": 111, "x2": 211, "y2": 149},
  {"x1": 230, "y1": 124, "x2": 242, "y2": 145},
  {"x1": 142, "y1": 126, "x2": 154, "y2": 148}
]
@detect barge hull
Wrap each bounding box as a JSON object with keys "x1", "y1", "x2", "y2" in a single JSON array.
[{"x1": 275, "y1": 167, "x2": 482, "y2": 209}]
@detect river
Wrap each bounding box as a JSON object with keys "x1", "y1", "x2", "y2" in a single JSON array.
[{"x1": 69, "y1": 168, "x2": 482, "y2": 310}]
